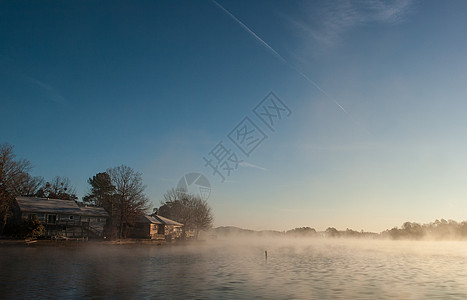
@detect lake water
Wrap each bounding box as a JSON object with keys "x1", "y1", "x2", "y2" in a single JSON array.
[{"x1": 1, "y1": 238, "x2": 467, "y2": 299}]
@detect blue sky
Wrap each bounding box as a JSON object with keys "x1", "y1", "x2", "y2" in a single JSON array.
[{"x1": 2, "y1": 0, "x2": 467, "y2": 232}]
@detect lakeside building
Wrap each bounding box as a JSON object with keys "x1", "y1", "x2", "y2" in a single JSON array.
[
  {"x1": 14, "y1": 196, "x2": 108, "y2": 238},
  {"x1": 130, "y1": 214, "x2": 183, "y2": 240}
]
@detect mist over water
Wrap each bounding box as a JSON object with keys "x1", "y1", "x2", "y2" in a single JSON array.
[{"x1": 1, "y1": 238, "x2": 467, "y2": 299}]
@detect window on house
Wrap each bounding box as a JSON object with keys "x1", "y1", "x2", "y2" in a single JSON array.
[
  {"x1": 69, "y1": 215, "x2": 74, "y2": 220},
  {"x1": 47, "y1": 214, "x2": 57, "y2": 224},
  {"x1": 157, "y1": 225, "x2": 164, "y2": 234}
]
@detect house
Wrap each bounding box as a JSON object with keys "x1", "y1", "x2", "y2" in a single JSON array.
[
  {"x1": 130, "y1": 214, "x2": 183, "y2": 240},
  {"x1": 15, "y1": 196, "x2": 108, "y2": 238},
  {"x1": 76, "y1": 206, "x2": 109, "y2": 237}
]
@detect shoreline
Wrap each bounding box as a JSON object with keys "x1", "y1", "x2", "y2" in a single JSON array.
[{"x1": 0, "y1": 238, "x2": 176, "y2": 247}]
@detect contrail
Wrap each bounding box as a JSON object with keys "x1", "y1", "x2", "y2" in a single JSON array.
[
  {"x1": 211, "y1": 0, "x2": 349, "y2": 115},
  {"x1": 239, "y1": 161, "x2": 268, "y2": 171},
  {"x1": 211, "y1": 0, "x2": 287, "y2": 65}
]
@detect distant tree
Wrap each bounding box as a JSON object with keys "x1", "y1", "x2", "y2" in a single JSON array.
[
  {"x1": 387, "y1": 227, "x2": 400, "y2": 239},
  {"x1": 402, "y1": 222, "x2": 424, "y2": 239},
  {"x1": 36, "y1": 176, "x2": 77, "y2": 200},
  {"x1": 159, "y1": 188, "x2": 213, "y2": 239},
  {"x1": 460, "y1": 222, "x2": 467, "y2": 236},
  {"x1": 343, "y1": 228, "x2": 360, "y2": 238},
  {"x1": 325, "y1": 227, "x2": 340, "y2": 238},
  {"x1": 0, "y1": 143, "x2": 33, "y2": 234},
  {"x1": 286, "y1": 227, "x2": 317, "y2": 237},
  {"x1": 380, "y1": 219, "x2": 467, "y2": 240},
  {"x1": 107, "y1": 165, "x2": 149, "y2": 238}
]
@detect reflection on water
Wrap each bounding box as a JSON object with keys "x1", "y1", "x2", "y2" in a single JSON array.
[{"x1": 1, "y1": 239, "x2": 467, "y2": 299}]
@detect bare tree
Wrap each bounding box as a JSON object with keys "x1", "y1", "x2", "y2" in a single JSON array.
[
  {"x1": 163, "y1": 188, "x2": 188, "y2": 203},
  {"x1": 36, "y1": 176, "x2": 77, "y2": 200},
  {"x1": 159, "y1": 188, "x2": 192, "y2": 223},
  {"x1": 0, "y1": 143, "x2": 32, "y2": 234},
  {"x1": 190, "y1": 197, "x2": 213, "y2": 239},
  {"x1": 107, "y1": 165, "x2": 149, "y2": 238},
  {"x1": 159, "y1": 189, "x2": 213, "y2": 239},
  {"x1": 18, "y1": 174, "x2": 44, "y2": 197}
]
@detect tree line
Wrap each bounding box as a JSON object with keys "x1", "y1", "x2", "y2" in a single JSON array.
[
  {"x1": 212, "y1": 222, "x2": 467, "y2": 240},
  {"x1": 381, "y1": 219, "x2": 467, "y2": 240},
  {"x1": 0, "y1": 143, "x2": 213, "y2": 238},
  {"x1": 283, "y1": 221, "x2": 467, "y2": 240}
]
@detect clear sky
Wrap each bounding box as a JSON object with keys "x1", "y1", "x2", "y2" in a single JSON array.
[{"x1": 2, "y1": 0, "x2": 467, "y2": 232}]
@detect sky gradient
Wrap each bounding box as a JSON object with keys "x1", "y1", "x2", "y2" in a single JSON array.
[{"x1": 2, "y1": 0, "x2": 467, "y2": 232}]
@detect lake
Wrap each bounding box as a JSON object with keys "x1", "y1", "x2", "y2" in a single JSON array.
[{"x1": 1, "y1": 238, "x2": 467, "y2": 299}]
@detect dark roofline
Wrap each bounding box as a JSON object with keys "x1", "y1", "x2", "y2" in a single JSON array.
[
  {"x1": 137, "y1": 214, "x2": 183, "y2": 226},
  {"x1": 15, "y1": 196, "x2": 108, "y2": 217},
  {"x1": 152, "y1": 214, "x2": 183, "y2": 226}
]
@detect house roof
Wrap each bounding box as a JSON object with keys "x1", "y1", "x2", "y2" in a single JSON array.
[
  {"x1": 16, "y1": 196, "x2": 82, "y2": 214},
  {"x1": 15, "y1": 196, "x2": 109, "y2": 217},
  {"x1": 138, "y1": 214, "x2": 183, "y2": 226},
  {"x1": 79, "y1": 206, "x2": 109, "y2": 217}
]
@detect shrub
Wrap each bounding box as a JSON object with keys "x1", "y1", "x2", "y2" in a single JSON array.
[{"x1": 20, "y1": 216, "x2": 45, "y2": 238}]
